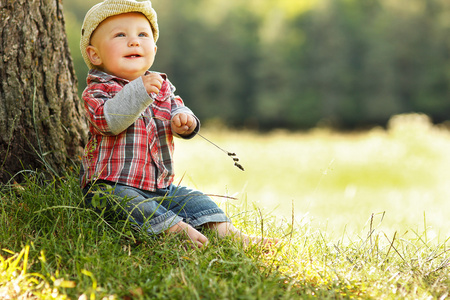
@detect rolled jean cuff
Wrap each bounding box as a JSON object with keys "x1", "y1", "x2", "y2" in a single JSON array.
[
  {"x1": 187, "y1": 208, "x2": 231, "y2": 228},
  {"x1": 144, "y1": 212, "x2": 184, "y2": 235}
]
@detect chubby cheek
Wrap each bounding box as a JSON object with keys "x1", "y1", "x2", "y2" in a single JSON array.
[{"x1": 104, "y1": 43, "x2": 125, "y2": 61}]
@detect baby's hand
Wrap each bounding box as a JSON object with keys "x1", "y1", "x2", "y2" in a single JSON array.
[
  {"x1": 141, "y1": 73, "x2": 164, "y2": 95},
  {"x1": 172, "y1": 113, "x2": 197, "y2": 136}
]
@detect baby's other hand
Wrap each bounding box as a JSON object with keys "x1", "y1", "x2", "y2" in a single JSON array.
[
  {"x1": 172, "y1": 113, "x2": 197, "y2": 136},
  {"x1": 141, "y1": 73, "x2": 164, "y2": 96}
]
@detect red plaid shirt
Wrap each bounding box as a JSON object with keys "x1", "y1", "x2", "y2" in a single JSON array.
[{"x1": 80, "y1": 69, "x2": 197, "y2": 191}]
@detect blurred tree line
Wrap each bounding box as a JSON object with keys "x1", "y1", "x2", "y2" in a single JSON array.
[{"x1": 64, "y1": 0, "x2": 450, "y2": 130}]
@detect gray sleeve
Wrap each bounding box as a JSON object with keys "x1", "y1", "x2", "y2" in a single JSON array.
[{"x1": 104, "y1": 77, "x2": 153, "y2": 135}]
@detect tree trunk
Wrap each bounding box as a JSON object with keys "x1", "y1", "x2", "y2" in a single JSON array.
[{"x1": 0, "y1": 0, "x2": 87, "y2": 183}]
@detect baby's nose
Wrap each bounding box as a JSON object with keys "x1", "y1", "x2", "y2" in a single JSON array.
[{"x1": 128, "y1": 38, "x2": 140, "y2": 47}]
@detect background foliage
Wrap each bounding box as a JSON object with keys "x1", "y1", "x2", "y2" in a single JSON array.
[{"x1": 64, "y1": 0, "x2": 450, "y2": 130}]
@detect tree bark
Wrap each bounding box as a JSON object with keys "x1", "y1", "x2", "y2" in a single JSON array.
[{"x1": 0, "y1": 0, "x2": 87, "y2": 183}]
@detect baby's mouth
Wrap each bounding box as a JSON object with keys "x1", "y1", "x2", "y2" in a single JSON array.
[{"x1": 125, "y1": 54, "x2": 141, "y2": 58}]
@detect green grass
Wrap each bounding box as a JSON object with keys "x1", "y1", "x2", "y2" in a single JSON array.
[
  {"x1": 1, "y1": 113, "x2": 450, "y2": 299},
  {"x1": 176, "y1": 114, "x2": 450, "y2": 239}
]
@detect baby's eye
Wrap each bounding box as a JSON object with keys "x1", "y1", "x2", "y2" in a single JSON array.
[
  {"x1": 115, "y1": 32, "x2": 126, "y2": 37},
  {"x1": 138, "y1": 32, "x2": 150, "y2": 37}
]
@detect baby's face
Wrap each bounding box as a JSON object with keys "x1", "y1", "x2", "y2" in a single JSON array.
[{"x1": 87, "y1": 12, "x2": 157, "y2": 81}]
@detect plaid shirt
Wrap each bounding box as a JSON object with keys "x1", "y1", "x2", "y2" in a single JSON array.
[{"x1": 80, "y1": 69, "x2": 197, "y2": 191}]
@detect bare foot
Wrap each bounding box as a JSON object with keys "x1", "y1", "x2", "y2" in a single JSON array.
[
  {"x1": 205, "y1": 222, "x2": 281, "y2": 249},
  {"x1": 167, "y1": 221, "x2": 209, "y2": 249},
  {"x1": 238, "y1": 233, "x2": 280, "y2": 248}
]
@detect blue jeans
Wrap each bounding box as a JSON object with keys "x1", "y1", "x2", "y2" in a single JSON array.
[{"x1": 82, "y1": 180, "x2": 230, "y2": 235}]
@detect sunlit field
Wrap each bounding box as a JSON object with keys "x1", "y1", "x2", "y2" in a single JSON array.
[
  {"x1": 175, "y1": 114, "x2": 450, "y2": 241},
  {"x1": 2, "y1": 113, "x2": 450, "y2": 299}
]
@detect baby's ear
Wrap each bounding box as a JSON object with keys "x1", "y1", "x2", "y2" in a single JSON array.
[{"x1": 86, "y1": 46, "x2": 102, "y2": 66}]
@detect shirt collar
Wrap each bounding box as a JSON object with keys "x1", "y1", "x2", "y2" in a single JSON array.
[{"x1": 87, "y1": 69, "x2": 167, "y2": 84}]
